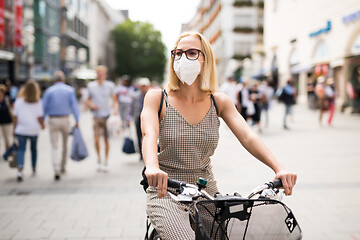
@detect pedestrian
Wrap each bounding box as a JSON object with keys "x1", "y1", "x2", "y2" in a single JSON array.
[
  {"x1": 12, "y1": 80, "x2": 44, "y2": 182},
  {"x1": 115, "y1": 75, "x2": 135, "y2": 130},
  {"x1": 141, "y1": 32, "x2": 297, "y2": 238},
  {"x1": 0, "y1": 84, "x2": 13, "y2": 158},
  {"x1": 130, "y1": 77, "x2": 151, "y2": 161},
  {"x1": 325, "y1": 78, "x2": 336, "y2": 126},
  {"x1": 42, "y1": 71, "x2": 80, "y2": 181},
  {"x1": 219, "y1": 75, "x2": 237, "y2": 106},
  {"x1": 78, "y1": 84, "x2": 89, "y2": 112},
  {"x1": 249, "y1": 82, "x2": 262, "y2": 133},
  {"x1": 354, "y1": 67, "x2": 360, "y2": 113},
  {"x1": 279, "y1": 79, "x2": 296, "y2": 129},
  {"x1": 307, "y1": 78, "x2": 317, "y2": 110},
  {"x1": 260, "y1": 80, "x2": 275, "y2": 128},
  {"x1": 87, "y1": 65, "x2": 117, "y2": 172},
  {"x1": 4, "y1": 79, "x2": 19, "y2": 104},
  {"x1": 236, "y1": 78, "x2": 253, "y2": 122},
  {"x1": 315, "y1": 76, "x2": 327, "y2": 125}
]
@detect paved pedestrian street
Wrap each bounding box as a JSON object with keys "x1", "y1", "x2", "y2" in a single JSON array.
[{"x1": 0, "y1": 103, "x2": 359, "y2": 239}]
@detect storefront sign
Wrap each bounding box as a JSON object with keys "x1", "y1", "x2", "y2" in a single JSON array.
[
  {"x1": 309, "y1": 21, "x2": 331, "y2": 38},
  {"x1": 0, "y1": 0, "x2": 4, "y2": 43},
  {"x1": 14, "y1": 0, "x2": 23, "y2": 47},
  {"x1": 342, "y1": 10, "x2": 360, "y2": 24}
]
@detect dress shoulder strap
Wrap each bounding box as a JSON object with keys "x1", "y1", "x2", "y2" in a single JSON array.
[
  {"x1": 210, "y1": 94, "x2": 219, "y2": 116},
  {"x1": 158, "y1": 89, "x2": 167, "y2": 118}
]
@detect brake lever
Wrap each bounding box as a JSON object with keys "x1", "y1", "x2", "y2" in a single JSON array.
[
  {"x1": 260, "y1": 188, "x2": 284, "y2": 201},
  {"x1": 168, "y1": 184, "x2": 202, "y2": 202}
]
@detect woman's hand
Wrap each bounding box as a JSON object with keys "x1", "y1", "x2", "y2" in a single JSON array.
[
  {"x1": 275, "y1": 169, "x2": 297, "y2": 196},
  {"x1": 145, "y1": 167, "x2": 168, "y2": 198}
]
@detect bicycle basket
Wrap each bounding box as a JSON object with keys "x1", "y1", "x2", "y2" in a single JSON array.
[{"x1": 192, "y1": 199, "x2": 302, "y2": 240}]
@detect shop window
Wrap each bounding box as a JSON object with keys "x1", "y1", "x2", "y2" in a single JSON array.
[
  {"x1": 351, "y1": 34, "x2": 360, "y2": 55},
  {"x1": 289, "y1": 48, "x2": 299, "y2": 66}
]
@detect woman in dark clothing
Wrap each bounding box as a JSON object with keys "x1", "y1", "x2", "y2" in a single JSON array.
[{"x1": 0, "y1": 84, "x2": 13, "y2": 156}]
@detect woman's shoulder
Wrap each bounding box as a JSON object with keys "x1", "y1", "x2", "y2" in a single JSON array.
[
  {"x1": 144, "y1": 88, "x2": 164, "y2": 102},
  {"x1": 212, "y1": 91, "x2": 232, "y2": 104}
]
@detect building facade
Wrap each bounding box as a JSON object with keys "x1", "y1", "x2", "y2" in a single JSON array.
[
  {"x1": 0, "y1": 0, "x2": 16, "y2": 83},
  {"x1": 183, "y1": 0, "x2": 264, "y2": 84},
  {"x1": 88, "y1": 0, "x2": 127, "y2": 78},
  {"x1": 264, "y1": 0, "x2": 360, "y2": 112},
  {"x1": 33, "y1": 0, "x2": 61, "y2": 80}
]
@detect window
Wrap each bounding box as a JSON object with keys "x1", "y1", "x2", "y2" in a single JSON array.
[
  {"x1": 48, "y1": 7, "x2": 59, "y2": 34},
  {"x1": 235, "y1": 14, "x2": 253, "y2": 28},
  {"x1": 313, "y1": 40, "x2": 330, "y2": 59},
  {"x1": 235, "y1": 41, "x2": 252, "y2": 55}
]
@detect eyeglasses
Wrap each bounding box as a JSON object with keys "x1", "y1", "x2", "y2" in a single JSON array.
[{"x1": 171, "y1": 48, "x2": 204, "y2": 61}]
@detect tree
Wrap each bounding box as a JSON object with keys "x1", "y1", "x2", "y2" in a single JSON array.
[{"x1": 111, "y1": 20, "x2": 167, "y2": 83}]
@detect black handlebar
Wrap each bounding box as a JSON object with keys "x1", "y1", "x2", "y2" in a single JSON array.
[
  {"x1": 167, "y1": 178, "x2": 186, "y2": 189},
  {"x1": 268, "y1": 179, "x2": 283, "y2": 189}
]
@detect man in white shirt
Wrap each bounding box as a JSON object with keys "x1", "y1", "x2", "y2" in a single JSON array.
[
  {"x1": 114, "y1": 75, "x2": 135, "y2": 129},
  {"x1": 219, "y1": 76, "x2": 238, "y2": 105},
  {"x1": 87, "y1": 65, "x2": 118, "y2": 172}
]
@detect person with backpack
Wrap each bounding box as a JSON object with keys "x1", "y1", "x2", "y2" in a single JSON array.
[{"x1": 279, "y1": 79, "x2": 296, "y2": 129}]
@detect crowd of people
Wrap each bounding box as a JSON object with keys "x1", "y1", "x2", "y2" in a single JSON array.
[
  {"x1": 219, "y1": 73, "x2": 338, "y2": 131},
  {"x1": 219, "y1": 76, "x2": 275, "y2": 132},
  {"x1": 0, "y1": 65, "x2": 153, "y2": 182}
]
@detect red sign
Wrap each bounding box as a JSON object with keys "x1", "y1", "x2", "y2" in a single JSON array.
[
  {"x1": 14, "y1": 0, "x2": 23, "y2": 47},
  {"x1": 0, "y1": 0, "x2": 5, "y2": 44}
]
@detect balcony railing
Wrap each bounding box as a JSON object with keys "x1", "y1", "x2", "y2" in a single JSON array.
[
  {"x1": 233, "y1": 54, "x2": 251, "y2": 60},
  {"x1": 233, "y1": 27, "x2": 254, "y2": 33},
  {"x1": 233, "y1": 1, "x2": 253, "y2": 7}
]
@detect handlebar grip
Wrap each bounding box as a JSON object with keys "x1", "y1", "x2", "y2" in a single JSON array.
[
  {"x1": 270, "y1": 179, "x2": 283, "y2": 189},
  {"x1": 167, "y1": 178, "x2": 183, "y2": 189}
]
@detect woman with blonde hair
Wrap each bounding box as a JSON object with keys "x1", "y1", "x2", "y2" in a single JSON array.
[
  {"x1": 141, "y1": 32, "x2": 297, "y2": 238},
  {"x1": 13, "y1": 80, "x2": 44, "y2": 182}
]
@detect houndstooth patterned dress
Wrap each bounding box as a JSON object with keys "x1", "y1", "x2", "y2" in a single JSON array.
[{"x1": 146, "y1": 90, "x2": 220, "y2": 239}]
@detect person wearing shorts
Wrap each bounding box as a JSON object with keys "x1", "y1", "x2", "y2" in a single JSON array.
[{"x1": 87, "y1": 65, "x2": 117, "y2": 172}]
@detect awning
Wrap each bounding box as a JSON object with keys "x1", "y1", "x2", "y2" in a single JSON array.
[
  {"x1": 290, "y1": 63, "x2": 313, "y2": 74},
  {"x1": 70, "y1": 68, "x2": 96, "y2": 80}
]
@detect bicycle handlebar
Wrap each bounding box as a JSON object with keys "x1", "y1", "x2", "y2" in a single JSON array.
[
  {"x1": 167, "y1": 178, "x2": 186, "y2": 189},
  {"x1": 268, "y1": 179, "x2": 283, "y2": 189}
]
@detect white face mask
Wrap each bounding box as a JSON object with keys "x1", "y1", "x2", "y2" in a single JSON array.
[{"x1": 173, "y1": 55, "x2": 201, "y2": 86}]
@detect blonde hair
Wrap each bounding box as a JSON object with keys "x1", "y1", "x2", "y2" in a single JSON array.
[
  {"x1": 22, "y1": 80, "x2": 41, "y2": 103},
  {"x1": 167, "y1": 32, "x2": 218, "y2": 94}
]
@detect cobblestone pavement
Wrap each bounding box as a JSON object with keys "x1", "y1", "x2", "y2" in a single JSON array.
[{"x1": 0, "y1": 103, "x2": 359, "y2": 240}]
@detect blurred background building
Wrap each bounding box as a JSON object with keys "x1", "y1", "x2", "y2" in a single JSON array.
[
  {"x1": 263, "y1": 0, "x2": 360, "y2": 112},
  {"x1": 182, "y1": 0, "x2": 265, "y2": 84},
  {"x1": 0, "y1": 0, "x2": 127, "y2": 86},
  {"x1": 0, "y1": 0, "x2": 17, "y2": 83}
]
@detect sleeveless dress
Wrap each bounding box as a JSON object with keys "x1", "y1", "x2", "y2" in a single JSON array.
[{"x1": 146, "y1": 90, "x2": 220, "y2": 239}]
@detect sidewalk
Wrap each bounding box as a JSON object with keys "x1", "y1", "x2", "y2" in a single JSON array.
[{"x1": 0, "y1": 103, "x2": 359, "y2": 239}]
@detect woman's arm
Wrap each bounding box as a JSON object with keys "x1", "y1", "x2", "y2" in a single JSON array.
[
  {"x1": 37, "y1": 117, "x2": 45, "y2": 129},
  {"x1": 141, "y1": 89, "x2": 168, "y2": 198},
  {"x1": 214, "y1": 92, "x2": 297, "y2": 195}
]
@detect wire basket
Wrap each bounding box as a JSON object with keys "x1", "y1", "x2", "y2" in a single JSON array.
[{"x1": 192, "y1": 198, "x2": 302, "y2": 240}]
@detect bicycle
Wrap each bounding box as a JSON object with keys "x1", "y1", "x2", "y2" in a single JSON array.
[{"x1": 142, "y1": 177, "x2": 302, "y2": 240}]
